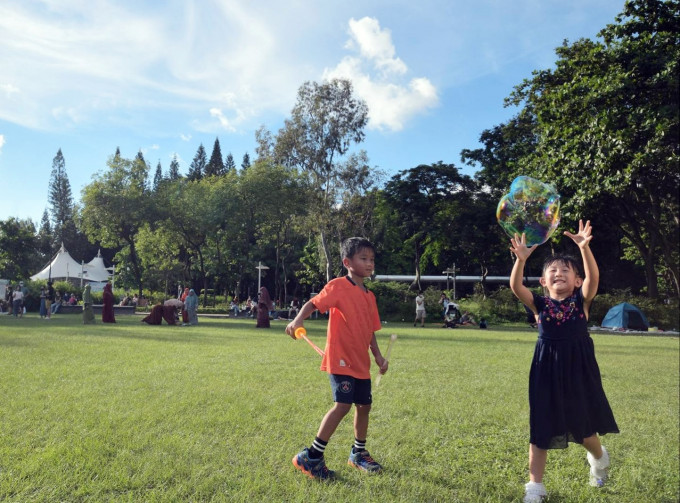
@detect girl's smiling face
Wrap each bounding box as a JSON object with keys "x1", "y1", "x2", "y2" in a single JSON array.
[{"x1": 540, "y1": 259, "x2": 583, "y2": 299}]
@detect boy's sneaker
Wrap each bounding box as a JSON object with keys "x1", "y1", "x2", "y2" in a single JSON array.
[
  {"x1": 587, "y1": 446, "x2": 610, "y2": 487},
  {"x1": 292, "y1": 448, "x2": 335, "y2": 480},
  {"x1": 348, "y1": 449, "x2": 383, "y2": 473},
  {"x1": 523, "y1": 481, "x2": 547, "y2": 503}
]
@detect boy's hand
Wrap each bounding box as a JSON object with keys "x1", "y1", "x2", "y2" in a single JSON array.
[
  {"x1": 376, "y1": 355, "x2": 388, "y2": 375},
  {"x1": 285, "y1": 321, "x2": 302, "y2": 340},
  {"x1": 509, "y1": 233, "x2": 538, "y2": 261},
  {"x1": 564, "y1": 219, "x2": 593, "y2": 249}
]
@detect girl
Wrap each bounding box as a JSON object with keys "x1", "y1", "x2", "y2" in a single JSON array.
[{"x1": 509, "y1": 220, "x2": 618, "y2": 503}]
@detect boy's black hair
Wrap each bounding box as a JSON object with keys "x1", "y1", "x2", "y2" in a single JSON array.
[
  {"x1": 341, "y1": 237, "x2": 375, "y2": 260},
  {"x1": 542, "y1": 254, "x2": 583, "y2": 278}
]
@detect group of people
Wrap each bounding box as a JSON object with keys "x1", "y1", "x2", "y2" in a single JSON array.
[
  {"x1": 141, "y1": 288, "x2": 198, "y2": 326},
  {"x1": 283, "y1": 230, "x2": 616, "y2": 503},
  {"x1": 2, "y1": 281, "x2": 29, "y2": 317}
]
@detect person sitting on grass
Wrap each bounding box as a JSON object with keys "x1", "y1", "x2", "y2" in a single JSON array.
[
  {"x1": 285, "y1": 237, "x2": 388, "y2": 480},
  {"x1": 509, "y1": 220, "x2": 619, "y2": 503},
  {"x1": 459, "y1": 311, "x2": 476, "y2": 326}
]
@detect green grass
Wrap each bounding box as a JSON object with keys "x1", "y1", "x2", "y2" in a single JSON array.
[{"x1": 0, "y1": 314, "x2": 678, "y2": 502}]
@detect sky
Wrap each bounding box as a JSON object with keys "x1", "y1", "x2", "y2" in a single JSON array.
[{"x1": 0, "y1": 0, "x2": 626, "y2": 226}]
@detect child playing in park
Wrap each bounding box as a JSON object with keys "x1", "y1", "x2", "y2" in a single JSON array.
[
  {"x1": 509, "y1": 220, "x2": 619, "y2": 503},
  {"x1": 285, "y1": 237, "x2": 388, "y2": 480}
]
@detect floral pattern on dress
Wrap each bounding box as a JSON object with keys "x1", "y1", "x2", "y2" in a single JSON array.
[{"x1": 538, "y1": 292, "x2": 584, "y2": 326}]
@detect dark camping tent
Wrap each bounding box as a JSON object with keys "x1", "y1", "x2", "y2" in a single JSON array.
[{"x1": 601, "y1": 302, "x2": 650, "y2": 331}]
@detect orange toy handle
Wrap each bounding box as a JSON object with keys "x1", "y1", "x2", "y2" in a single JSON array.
[{"x1": 295, "y1": 327, "x2": 325, "y2": 356}]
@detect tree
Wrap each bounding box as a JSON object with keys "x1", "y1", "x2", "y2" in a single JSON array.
[
  {"x1": 0, "y1": 218, "x2": 40, "y2": 280},
  {"x1": 48, "y1": 149, "x2": 76, "y2": 248},
  {"x1": 36, "y1": 209, "x2": 53, "y2": 260},
  {"x1": 80, "y1": 154, "x2": 151, "y2": 295},
  {"x1": 187, "y1": 144, "x2": 207, "y2": 181},
  {"x1": 168, "y1": 154, "x2": 181, "y2": 180},
  {"x1": 239, "y1": 159, "x2": 309, "y2": 303},
  {"x1": 503, "y1": 0, "x2": 679, "y2": 297},
  {"x1": 274, "y1": 78, "x2": 369, "y2": 281},
  {"x1": 206, "y1": 137, "x2": 225, "y2": 177},
  {"x1": 382, "y1": 162, "x2": 476, "y2": 289},
  {"x1": 153, "y1": 160, "x2": 163, "y2": 191},
  {"x1": 224, "y1": 152, "x2": 236, "y2": 172},
  {"x1": 241, "y1": 152, "x2": 251, "y2": 171}
]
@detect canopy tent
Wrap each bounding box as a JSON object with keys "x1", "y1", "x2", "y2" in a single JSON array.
[
  {"x1": 84, "y1": 250, "x2": 113, "y2": 282},
  {"x1": 30, "y1": 244, "x2": 113, "y2": 285},
  {"x1": 601, "y1": 302, "x2": 650, "y2": 331}
]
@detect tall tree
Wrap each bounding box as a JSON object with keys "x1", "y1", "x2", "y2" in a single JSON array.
[
  {"x1": 503, "y1": 0, "x2": 679, "y2": 297},
  {"x1": 188, "y1": 144, "x2": 207, "y2": 181},
  {"x1": 36, "y1": 209, "x2": 53, "y2": 260},
  {"x1": 80, "y1": 154, "x2": 151, "y2": 295},
  {"x1": 224, "y1": 152, "x2": 236, "y2": 172},
  {"x1": 241, "y1": 152, "x2": 251, "y2": 171},
  {"x1": 168, "y1": 154, "x2": 181, "y2": 180},
  {"x1": 274, "y1": 78, "x2": 369, "y2": 281},
  {"x1": 153, "y1": 160, "x2": 163, "y2": 191},
  {"x1": 382, "y1": 162, "x2": 475, "y2": 289},
  {"x1": 206, "y1": 137, "x2": 225, "y2": 177},
  {"x1": 48, "y1": 149, "x2": 75, "y2": 248}
]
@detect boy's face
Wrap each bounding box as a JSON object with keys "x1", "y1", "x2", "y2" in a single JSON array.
[
  {"x1": 540, "y1": 260, "x2": 583, "y2": 297},
  {"x1": 343, "y1": 247, "x2": 375, "y2": 279}
]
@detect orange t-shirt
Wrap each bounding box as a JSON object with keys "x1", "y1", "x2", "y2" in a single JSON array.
[{"x1": 311, "y1": 276, "x2": 382, "y2": 379}]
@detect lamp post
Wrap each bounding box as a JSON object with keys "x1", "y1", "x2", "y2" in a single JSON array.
[
  {"x1": 256, "y1": 262, "x2": 269, "y2": 291},
  {"x1": 442, "y1": 263, "x2": 459, "y2": 300}
]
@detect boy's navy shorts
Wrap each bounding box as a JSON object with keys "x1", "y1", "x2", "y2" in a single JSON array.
[{"x1": 329, "y1": 374, "x2": 372, "y2": 405}]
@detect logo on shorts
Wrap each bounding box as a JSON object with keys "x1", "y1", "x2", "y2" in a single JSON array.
[{"x1": 340, "y1": 380, "x2": 352, "y2": 393}]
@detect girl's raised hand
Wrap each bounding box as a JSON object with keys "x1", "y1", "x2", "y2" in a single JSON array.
[
  {"x1": 564, "y1": 219, "x2": 593, "y2": 248},
  {"x1": 509, "y1": 233, "x2": 537, "y2": 261}
]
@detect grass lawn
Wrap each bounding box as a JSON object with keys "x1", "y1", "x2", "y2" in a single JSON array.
[{"x1": 0, "y1": 313, "x2": 678, "y2": 502}]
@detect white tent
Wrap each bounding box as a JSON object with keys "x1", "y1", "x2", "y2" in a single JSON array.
[
  {"x1": 30, "y1": 244, "x2": 113, "y2": 285},
  {"x1": 31, "y1": 243, "x2": 84, "y2": 282},
  {"x1": 83, "y1": 249, "x2": 113, "y2": 282}
]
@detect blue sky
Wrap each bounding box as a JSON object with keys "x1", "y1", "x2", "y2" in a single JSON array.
[{"x1": 0, "y1": 0, "x2": 625, "y2": 225}]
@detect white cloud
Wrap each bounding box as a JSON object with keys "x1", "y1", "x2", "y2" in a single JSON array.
[
  {"x1": 0, "y1": 134, "x2": 5, "y2": 154},
  {"x1": 180, "y1": 134, "x2": 192, "y2": 142},
  {"x1": 325, "y1": 17, "x2": 438, "y2": 132},
  {"x1": 0, "y1": 0, "x2": 314, "y2": 133},
  {"x1": 346, "y1": 17, "x2": 407, "y2": 76}
]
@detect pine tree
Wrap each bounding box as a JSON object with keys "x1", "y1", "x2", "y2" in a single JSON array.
[
  {"x1": 37, "y1": 209, "x2": 53, "y2": 257},
  {"x1": 206, "y1": 137, "x2": 225, "y2": 177},
  {"x1": 188, "y1": 144, "x2": 207, "y2": 181},
  {"x1": 225, "y1": 152, "x2": 236, "y2": 172},
  {"x1": 241, "y1": 152, "x2": 251, "y2": 171},
  {"x1": 153, "y1": 160, "x2": 163, "y2": 190},
  {"x1": 134, "y1": 150, "x2": 150, "y2": 191},
  {"x1": 168, "y1": 154, "x2": 181, "y2": 180},
  {"x1": 48, "y1": 149, "x2": 74, "y2": 246}
]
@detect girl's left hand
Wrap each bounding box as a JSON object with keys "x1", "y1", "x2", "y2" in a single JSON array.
[{"x1": 564, "y1": 219, "x2": 593, "y2": 248}]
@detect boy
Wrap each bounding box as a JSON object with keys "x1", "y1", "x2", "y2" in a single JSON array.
[{"x1": 285, "y1": 237, "x2": 388, "y2": 480}]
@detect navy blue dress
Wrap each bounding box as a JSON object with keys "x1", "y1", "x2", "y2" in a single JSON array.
[{"x1": 529, "y1": 288, "x2": 619, "y2": 449}]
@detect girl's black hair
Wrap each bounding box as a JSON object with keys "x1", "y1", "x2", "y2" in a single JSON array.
[{"x1": 542, "y1": 254, "x2": 583, "y2": 277}]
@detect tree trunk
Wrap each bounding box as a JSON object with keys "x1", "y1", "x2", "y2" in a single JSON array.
[{"x1": 320, "y1": 230, "x2": 332, "y2": 283}]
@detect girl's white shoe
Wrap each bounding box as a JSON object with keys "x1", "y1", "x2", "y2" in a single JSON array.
[
  {"x1": 587, "y1": 445, "x2": 610, "y2": 487},
  {"x1": 523, "y1": 481, "x2": 547, "y2": 503}
]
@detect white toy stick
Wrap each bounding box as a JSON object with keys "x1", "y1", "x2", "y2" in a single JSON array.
[{"x1": 375, "y1": 334, "x2": 397, "y2": 386}]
